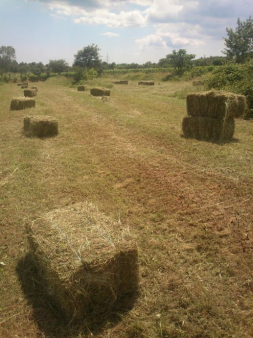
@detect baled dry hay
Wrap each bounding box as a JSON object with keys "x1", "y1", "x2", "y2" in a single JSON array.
[
  {"x1": 112, "y1": 81, "x2": 128, "y2": 85},
  {"x1": 27, "y1": 201, "x2": 138, "y2": 321},
  {"x1": 23, "y1": 115, "x2": 58, "y2": 138},
  {"x1": 31, "y1": 86, "x2": 38, "y2": 92},
  {"x1": 21, "y1": 83, "x2": 28, "y2": 89},
  {"x1": 24, "y1": 89, "x2": 37, "y2": 97},
  {"x1": 182, "y1": 116, "x2": 235, "y2": 141},
  {"x1": 77, "y1": 85, "x2": 87, "y2": 91},
  {"x1": 90, "y1": 87, "x2": 110, "y2": 96},
  {"x1": 187, "y1": 91, "x2": 247, "y2": 119},
  {"x1": 138, "y1": 81, "x2": 155, "y2": 86},
  {"x1": 10, "y1": 97, "x2": 35, "y2": 110}
]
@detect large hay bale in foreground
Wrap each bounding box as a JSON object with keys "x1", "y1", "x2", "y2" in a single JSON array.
[
  {"x1": 77, "y1": 85, "x2": 87, "y2": 91},
  {"x1": 182, "y1": 116, "x2": 235, "y2": 141},
  {"x1": 10, "y1": 97, "x2": 35, "y2": 110},
  {"x1": 27, "y1": 202, "x2": 138, "y2": 321},
  {"x1": 24, "y1": 115, "x2": 58, "y2": 138},
  {"x1": 24, "y1": 89, "x2": 37, "y2": 97},
  {"x1": 187, "y1": 91, "x2": 247, "y2": 119},
  {"x1": 90, "y1": 87, "x2": 110, "y2": 96},
  {"x1": 138, "y1": 81, "x2": 154, "y2": 86}
]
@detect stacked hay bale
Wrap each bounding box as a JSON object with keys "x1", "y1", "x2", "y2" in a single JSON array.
[
  {"x1": 77, "y1": 85, "x2": 87, "y2": 91},
  {"x1": 182, "y1": 91, "x2": 247, "y2": 142},
  {"x1": 138, "y1": 81, "x2": 154, "y2": 86},
  {"x1": 10, "y1": 97, "x2": 35, "y2": 110},
  {"x1": 24, "y1": 89, "x2": 37, "y2": 97},
  {"x1": 27, "y1": 201, "x2": 139, "y2": 321},
  {"x1": 90, "y1": 87, "x2": 110, "y2": 96},
  {"x1": 24, "y1": 115, "x2": 58, "y2": 138}
]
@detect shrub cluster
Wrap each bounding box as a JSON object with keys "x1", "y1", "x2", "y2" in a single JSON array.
[{"x1": 206, "y1": 61, "x2": 253, "y2": 118}]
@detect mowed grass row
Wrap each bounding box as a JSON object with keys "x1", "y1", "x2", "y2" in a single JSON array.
[{"x1": 0, "y1": 77, "x2": 253, "y2": 338}]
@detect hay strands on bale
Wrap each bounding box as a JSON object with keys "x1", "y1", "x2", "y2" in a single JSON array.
[
  {"x1": 186, "y1": 90, "x2": 247, "y2": 119},
  {"x1": 24, "y1": 89, "x2": 37, "y2": 97},
  {"x1": 10, "y1": 97, "x2": 35, "y2": 110},
  {"x1": 182, "y1": 116, "x2": 235, "y2": 142},
  {"x1": 24, "y1": 115, "x2": 58, "y2": 138},
  {"x1": 27, "y1": 202, "x2": 139, "y2": 322},
  {"x1": 90, "y1": 87, "x2": 110, "y2": 97}
]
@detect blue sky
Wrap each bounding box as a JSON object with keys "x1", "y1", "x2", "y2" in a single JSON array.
[{"x1": 0, "y1": 0, "x2": 252, "y2": 65}]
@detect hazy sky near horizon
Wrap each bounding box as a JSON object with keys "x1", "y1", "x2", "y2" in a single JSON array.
[{"x1": 0, "y1": 0, "x2": 252, "y2": 66}]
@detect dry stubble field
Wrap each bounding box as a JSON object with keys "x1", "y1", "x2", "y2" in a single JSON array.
[{"x1": 0, "y1": 76, "x2": 253, "y2": 338}]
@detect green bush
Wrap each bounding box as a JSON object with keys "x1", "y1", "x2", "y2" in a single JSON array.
[
  {"x1": 28, "y1": 73, "x2": 38, "y2": 82},
  {"x1": 206, "y1": 61, "x2": 253, "y2": 118}
]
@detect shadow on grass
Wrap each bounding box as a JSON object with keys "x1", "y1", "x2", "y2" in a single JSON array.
[
  {"x1": 180, "y1": 134, "x2": 240, "y2": 145},
  {"x1": 16, "y1": 253, "x2": 138, "y2": 338}
]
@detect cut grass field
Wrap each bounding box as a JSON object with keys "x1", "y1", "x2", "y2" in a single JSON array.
[{"x1": 0, "y1": 76, "x2": 253, "y2": 338}]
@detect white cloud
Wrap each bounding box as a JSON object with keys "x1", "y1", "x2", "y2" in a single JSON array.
[
  {"x1": 101, "y1": 32, "x2": 120, "y2": 37},
  {"x1": 74, "y1": 9, "x2": 146, "y2": 27},
  {"x1": 136, "y1": 34, "x2": 167, "y2": 50}
]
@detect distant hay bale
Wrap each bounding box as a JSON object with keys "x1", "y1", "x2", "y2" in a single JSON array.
[
  {"x1": 10, "y1": 97, "x2": 35, "y2": 110},
  {"x1": 24, "y1": 89, "x2": 37, "y2": 97},
  {"x1": 187, "y1": 91, "x2": 247, "y2": 119},
  {"x1": 138, "y1": 81, "x2": 154, "y2": 86},
  {"x1": 23, "y1": 115, "x2": 58, "y2": 138},
  {"x1": 90, "y1": 87, "x2": 110, "y2": 96},
  {"x1": 182, "y1": 116, "x2": 235, "y2": 141},
  {"x1": 27, "y1": 201, "x2": 138, "y2": 321},
  {"x1": 112, "y1": 81, "x2": 128, "y2": 85},
  {"x1": 31, "y1": 86, "x2": 38, "y2": 92},
  {"x1": 21, "y1": 83, "x2": 28, "y2": 89},
  {"x1": 77, "y1": 85, "x2": 87, "y2": 91}
]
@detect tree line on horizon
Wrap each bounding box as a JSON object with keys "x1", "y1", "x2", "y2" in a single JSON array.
[{"x1": 0, "y1": 16, "x2": 252, "y2": 79}]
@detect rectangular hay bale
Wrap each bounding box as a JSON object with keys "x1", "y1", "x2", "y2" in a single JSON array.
[
  {"x1": 24, "y1": 115, "x2": 58, "y2": 138},
  {"x1": 27, "y1": 202, "x2": 138, "y2": 321},
  {"x1": 90, "y1": 87, "x2": 110, "y2": 96},
  {"x1": 186, "y1": 90, "x2": 247, "y2": 119},
  {"x1": 24, "y1": 89, "x2": 37, "y2": 97},
  {"x1": 112, "y1": 81, "x2": 128, "y2": 85},
  {"x1": 10, "y1": 97, "x2": 35, "y2": 110},
  {"x1": 77, "y1": 85, "x2": 87, "y2": 91},
  {"x1": 182, "y1": 116, "x2": 235, "y2": 142},
  {"x1": 138, "y1": 81, "x2": 154, "y2": 85}
]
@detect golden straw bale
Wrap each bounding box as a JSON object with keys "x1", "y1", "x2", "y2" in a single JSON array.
[
  {"x1": 112, "y1": 81, "x2": 128, "y2": 85},
  {"x1": 182, "y1": 116, "x2": 235, "y2": 142},
  {"x1": 77, "y1": 85, "x2": 87, "y2": 91},
  {"x1": 24, "y1": 89, "x2": 37, "y2": 97},
  {"x1": 27, "y1": 201, "x2": 138, "y2": 321},
  {"x1": 10, "y1": 97, "x2": 35, "y2": 110},
  {"x1": 31, "y1": 86, "x2": 38, "y2": 92},
  {"x1": 138, "y1": 81, "x2": 155, "y2": 85},
  {"x1": 90, "y1": 87, "x2": 110, "y2": 96},
  {"x1": 186, "y1": 90, "x2": 247, "y2": 119},
  {"x1": 23, "y1": 115, "x2": 58, "y2": 138}
]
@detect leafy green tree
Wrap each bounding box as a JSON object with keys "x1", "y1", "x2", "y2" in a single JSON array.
[
  {"x1": 0, "y1": 46, "x2": 16, "y2": 73},
  {"x1": 166, "y1": 49, "x2": 195, "y2": 75},
  {"x1": 223, "y1": 16, "x2": 253, "y2": 63},
  {"x1": 73, "y1": 44, "x2": 102, "y2": 72},
  {"x1": 48, "y1": 59, "x2": 68, "y2": 73}
]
